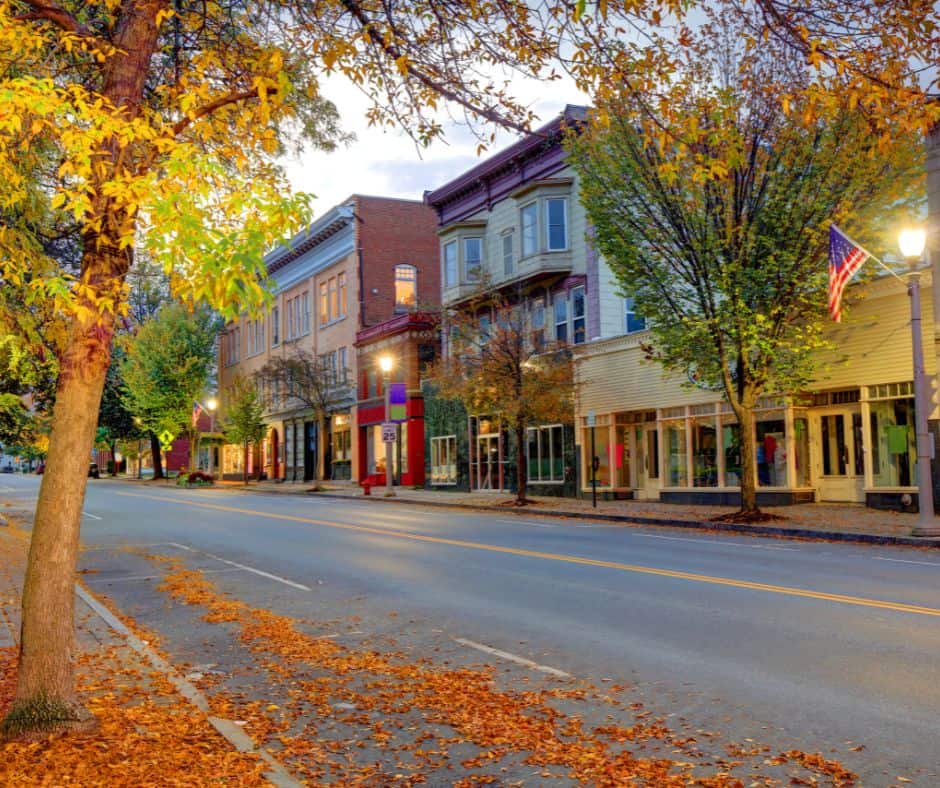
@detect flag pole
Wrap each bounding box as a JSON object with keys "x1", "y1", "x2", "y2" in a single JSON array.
[{"x1": 833, "y1": 224, "x2": 905, "y2": 283}]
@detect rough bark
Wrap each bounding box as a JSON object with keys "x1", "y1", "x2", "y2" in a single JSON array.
[
  {"x1": 149, "y1": 432, "x2": 164, "y2": 479},
  {"x1": 736, "y1": 404, "x2": 759, "y2": 514},
  {"x1": 515, "y1": 419, "x2": 527, "y2": 505},
  {"x1": 2, "y1": 308, "x2": 115, "y2": 738}
]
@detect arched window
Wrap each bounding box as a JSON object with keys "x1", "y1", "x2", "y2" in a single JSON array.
[{"x1": 394, "y1": 264, "x2": 417, "y2": 312}]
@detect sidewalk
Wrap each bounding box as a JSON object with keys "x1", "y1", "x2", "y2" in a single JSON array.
[
  {"x1": 0, "y1": 511, "x2": 276, "y2": 785},
  {"x1": 205, "y1": 477, "x2": 940, "y2": 548}
]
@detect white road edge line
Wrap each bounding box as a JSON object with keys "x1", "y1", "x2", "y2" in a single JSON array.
[
  {"x1": 453, "y1": 637, "x2": 571, "y2": 679},
  {"x1": 168, "y1": 542, "x2": 311, "y2": 591},
  {"x1": 639, "y1": 533, "x2": 797, "y2": 551},
  {"x1": 82, "y1": 511, "x2": 103, "y2": 520},
  {"x1": 83, "y1": 542, "x2": 179, "y2": 552},
  {"x1": 874, "y1": 556, "x2": 940, "y2": 567},
  {"x1": 74, "y1": 582, "x2": 301, "y2": 788}
]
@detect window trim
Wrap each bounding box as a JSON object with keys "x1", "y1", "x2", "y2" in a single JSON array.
[
  {"x1": 394, "y1": 263, "x2": 418, "y2": 312},
  {"x1": 624, "y1": 296, "x2": 647, "y2": 334},
  {"x1": 502, "y1": 231, "x2": 514, "y2": 276},
  {"x1": 544, "y1": 197, "x2": 568, "y2": 252},
  {"x1": 520, "y1": 201, "x2": 538, "y2": 257},
  {"x1": 463, "y1": 237, "x2": 482, "y2": 283},
  {"x1": 430, "y1": 434, "x2": 458, "y2": 486},
  {"x1": 442, "y1": 240, "x2": 458, "y2": 288},
  {"x1": 526, "y1": 424, "x2": 565, "y2": 484}
]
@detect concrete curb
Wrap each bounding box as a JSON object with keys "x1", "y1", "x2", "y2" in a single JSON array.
[{"x1": 304, "y1": 491, "x2": 940, "y2": 549}]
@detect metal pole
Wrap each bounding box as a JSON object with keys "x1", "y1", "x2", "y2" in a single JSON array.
[
  {"x1": 208, "y1": 413, "x2": 215, "y2": 478},
  {"x1": 384, "y1": 372, "x2": 395, "y2": 498},
  {"x1": 591, "y1": 426, "x2": 597, "y2": 508},
  {"x1": 908, "y1": 271, "x2": 940, "y2": 535}
]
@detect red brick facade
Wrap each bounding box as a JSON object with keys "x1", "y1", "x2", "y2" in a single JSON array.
[{"x1": 354, "y1": 196, "x2": 441, "y2": 329}]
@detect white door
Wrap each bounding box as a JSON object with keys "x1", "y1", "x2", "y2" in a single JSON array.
[
  {"x1": 814, "y1": 408, "x2": 865, "y2": 502},
  {"x1": 635, "y1": 425, "x2": 661, "y2": 500}
]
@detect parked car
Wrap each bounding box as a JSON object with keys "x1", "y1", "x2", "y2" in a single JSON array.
[
  {"x1": 88, "y1": 462, "x2": 100, "y2": 479},
  {"x1": 35, "y1": 462, "x2": 45, "y2": 474},
  {"x1": 0, "y1": 463, "x2": 12, "y2": 474}
]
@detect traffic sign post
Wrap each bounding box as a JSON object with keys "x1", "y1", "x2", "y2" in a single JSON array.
[
  {"x1": 587, "y1": 411, "x2": 597, "y2": 508},
  {"x1": 381, "y1": 422, "x2": 397, "y2": 443}
]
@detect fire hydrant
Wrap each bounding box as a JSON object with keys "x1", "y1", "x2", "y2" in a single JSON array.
[{"x1": 363, "y1": 481, "x2": 371, "y2": 496}]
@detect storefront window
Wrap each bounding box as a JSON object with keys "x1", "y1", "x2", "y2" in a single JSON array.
[
  {"x1": 756, "y1": 419, "x2": 786, "y2": 486},
  {"x1": 691, "y1": 419, "x2": 717, "y2": 487},
  {"x1": 722, "y1": 423, "x2": 741, "y2": 486},
  {"x1": 614, "y1": 426, "x2": 630, "y2": 487},
  {"x1": 664, "y1": 420, "x2": 687, "y2": 486},
  {"x1": 793, "y1": 417, "x2": 810, "y2": 486},
  {"x1": 333, "y1": 420, "x2": 351, "y2": 462},
  {"x1": 870, "y1": 398, "x2": 915, "y2": 487},
  {"x1": 586, "y1": 426, "x2": 610, "y2": 486},
  {"x1": 527, "y1": 425, "x2": 565, "y2": 483},
  {"x1": 430, "y1": 435, "x2": 457, "y2": 485},
  {"x1": 821, "y1": 414, "x2": 847, "y2": 476}
]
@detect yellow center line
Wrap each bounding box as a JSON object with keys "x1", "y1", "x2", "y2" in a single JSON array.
[{"x1": 116, "y1": 491, "x2": 940, "y2": 618}]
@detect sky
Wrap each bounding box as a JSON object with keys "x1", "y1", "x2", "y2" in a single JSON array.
[{"x1": 281, "y1": 73, "x2": 589, "y2": 217}]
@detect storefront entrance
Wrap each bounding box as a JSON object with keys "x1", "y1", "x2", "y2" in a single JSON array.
[
  {"x1": 475, "y1": 433, "x2": 504, "y2": 491},
  {"x1": 634, "y1": 424, "x2": 660, "y2": 500},
  {"x1": 812, "y1": 407, "x2": 865, "y2": 502}
]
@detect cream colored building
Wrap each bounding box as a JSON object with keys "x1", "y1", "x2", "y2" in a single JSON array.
[{"x1": 574, "y1": 272, "x2": 937, "y2": 509}]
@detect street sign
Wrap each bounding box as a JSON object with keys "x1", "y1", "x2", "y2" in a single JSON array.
[
  {"x1": 158, "y1": 429, "x2": 175, "y2": 451},
  {"x1": 586, "y1": 410, "x2": 595, "y2": 427},
  {"x1": 381, "y1": 422, "x2": 397, "y2": 443}
]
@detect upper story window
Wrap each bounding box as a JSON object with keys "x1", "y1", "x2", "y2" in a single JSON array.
[
  {"x1": 502, "y1": 232, "x2": 514, "y2": 276},
  {"x1": 247, "y1": 317, "x2": 265, "y2": 356},
  {"x1": 624, "y1": 296, "x2": 647, "y2": 334},
  {"x1": 530, "y1": 297, "x2": 545, "y2": 351},
  {"x1": 554, "y1": 294, "x2": 568, "y2": 343},
  {"x1": 338, "y1": 272, "x2": 348, "y2": 317},
  {"x1": 520, "y1": 202, "x2": 538, "y2": 257},
  {"x1": 338, "y1": 346, "x2": 348, "y2": 384},
  {"x1": 571, "y1": 285, "x2": 585, "y2": 344},
  {"x1": 271, "y1": 306, "x2": 280, "y2": 346},
  {"x1": 319, "y1": 281, "x2": 328, "y2": 326},
  {"x1": 301, "y1": 292, "x2": 310, "y2": 334},
  {"x1": 395, "y1": 264, "x2": 417, "y2": 312},
  {"x1": 328, "y1": 277, "x2": 338, "y2": 322},
  {"x1": 464, "y1": 238, "x2": 482, "y2": 282},
  {"x1": 443, "y1": 241, "x2": 457, "y2": 288},
  {"x1": 545, "y1": 198, "x2": 568, "y2": 251},
  {"x1": 223, "y1": 327, "x2": 241, "y2": 366}
]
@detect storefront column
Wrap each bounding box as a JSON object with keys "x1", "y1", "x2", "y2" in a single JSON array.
[
  {"x1": 656, "y1": 410, "x2": 665, "y2": 482},
  {"x1": 860, "y1": 393, "x2": 874, "y2": 490},
  {"x1": 715, "y1": 405, "x2": 726, "y2": 489},
  {"x1": 628, "y1": 428, "x2": 639, "y2": 489},
  {"x1": 684, "y1": 406, "x2": 694, "y2": 487},
  {"x1": 784, "y1": 405, "x2": 797, "y2": 489}
]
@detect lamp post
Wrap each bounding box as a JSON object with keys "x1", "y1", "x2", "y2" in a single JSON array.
[
  {"x1": 899, "y1": 227, "x2": 940, "y2": 536},
  {"x1": 206, "y1": 396, "x2": 218, "y2": 479},
  {"x1": 379, "y1": 355, "x2": 396, "y2": 497}
]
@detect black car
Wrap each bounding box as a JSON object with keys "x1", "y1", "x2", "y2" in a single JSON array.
[{"x1": 89, "y1": 462, "x2": 100, "y2": 479}]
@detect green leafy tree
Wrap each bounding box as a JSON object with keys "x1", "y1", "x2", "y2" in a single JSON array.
[
  {"x1": 96, "y1": 349, "x2": 144, "y2": 476},
  {"x1": 569, "y1": 13, "x2": 923, "y2": 517},
  {"x1": 120, "y1": 304, "x2": 220, "y2": 477},
  {"x1": 428, "y1": 287, "x2": 574, "y2": 506},
  {"x1": 222, "y1": 378, "x2": 268, "y2": 485}
]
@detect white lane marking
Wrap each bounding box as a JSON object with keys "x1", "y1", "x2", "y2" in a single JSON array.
[
  {"x1": 639, "y1": 533, "x2": 797, "y2": 551},
  {"x1": 453, "y1": 637, "x2": 571, "y2": 678},
  {"x1": 82, "y1": 511, "x2": 103, "y2": 520},
  {"x1": 168, "y1": 542, "x2": 311, "y2": 591},
  {"x1": 84, "y1": 568, "x2": 243, "y2": 584},
  {"x1": 496, "y1": 518, "x2": 555, "y2": 528},
  {"x1": 74, "y1": 583, "x2": 302, "y2": 787},
  {"x1": 874, "y1": 556, "x2": 940, "y2": 567}
]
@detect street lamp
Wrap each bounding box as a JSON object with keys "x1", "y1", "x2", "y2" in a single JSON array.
[
  {"x1": 206, "y1": 396, "x2": 218, "y2": 479},
  {"x1": 899, "y1": 227, "x2": 940, "y2": 536},
  {"x1": 378, "y1": 354, "x2": 396, "y2": 497}
]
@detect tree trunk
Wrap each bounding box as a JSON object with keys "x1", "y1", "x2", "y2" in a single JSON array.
[
  {"x1": 515, "y1": 419, "x2": 527, "y2": 505},
  {"x1": 2, "y1": 312, "x2": 115, "y2": 738},
  {"x1": 737, "y1": 405, "x2": 759, "y2": 514},
  {"x1": 243, "y1": 440, "x2": 249, "y2": 485},
  {"x1": 150, "y1": 432, "x2": 163, "y2": 479}
]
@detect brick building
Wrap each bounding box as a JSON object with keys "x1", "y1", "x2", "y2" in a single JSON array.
[{"x1": 218, "y1": 195, "x2": 439, "y2": 482}]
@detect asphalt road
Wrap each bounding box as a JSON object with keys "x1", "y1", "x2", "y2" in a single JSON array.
[{"x1": 5, "y1": 473, "x2": 940, "y2": 783}]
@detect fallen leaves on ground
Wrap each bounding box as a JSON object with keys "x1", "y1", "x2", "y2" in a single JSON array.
[{"x1": 145, "y1": 554, "x2": 859, "y2": 786}]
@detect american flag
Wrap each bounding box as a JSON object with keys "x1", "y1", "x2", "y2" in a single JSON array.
[
  {"x1": 828, "y1": 224, "x2": 870, "y2": 322},
  {"x1": 192, "y1": 400, "x2": 203, "y2": 427}
]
